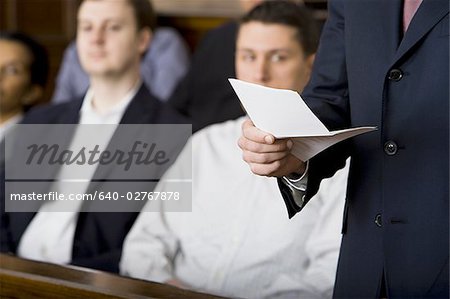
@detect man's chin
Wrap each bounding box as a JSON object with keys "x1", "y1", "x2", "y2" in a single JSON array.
[{"x1": 85, "y1": 68, "x2": 118, "y2": 78}]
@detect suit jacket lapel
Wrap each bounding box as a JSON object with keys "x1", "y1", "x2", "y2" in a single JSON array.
[
  {"x1": 57, "y1": 99, "x2": 83, "y2": 124},
  {"x1": 120, "y1": 84, "x2": 159, "y2": 124},
  {"x1": 393, "y1": 0, "x2": 449, "y2": 63},
  {"x1": 83, "y1": 84, "x2": 159, "y2": 207}
]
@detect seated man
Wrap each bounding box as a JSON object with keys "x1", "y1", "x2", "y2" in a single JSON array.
[
  {"x1": 121, "y1": 2, "x2": 345, "y2": 298},
  {"x1": 0, "y1": 0, "x2": 186, "y2": 273},
  {"x1": 0, "y1": 32, "x2": 49, "y2": 245},
  {"x1": 0, "y1": 31, "x2": 49, "y2": 138},
  {"x1": 51, "y1": 3, "x2": 190, "y2": 103},
  {"x1": 169, "y1": 0, "x2": 304, "y2": 133}
]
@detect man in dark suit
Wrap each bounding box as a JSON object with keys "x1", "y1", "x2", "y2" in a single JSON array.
[
  {"x1": 168, "y1": 21, "x2": 241, "y2": 133},
  {"x1": 1, "y1": 0, "x2": 187, "y2": 273},
  {"x1": 238, "y1": 0, "x2": 448, "y2": 297}
]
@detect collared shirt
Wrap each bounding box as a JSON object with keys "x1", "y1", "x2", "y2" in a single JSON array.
[
  {"x1": 0, "y1": 114, "x2": 22, "y2": 140},
  {"x1": 121, "y1": 116, "x2": 347, "y2": 299},
  {"x1": 18, "y1": 81, "x2": 141, "y2": 264}
]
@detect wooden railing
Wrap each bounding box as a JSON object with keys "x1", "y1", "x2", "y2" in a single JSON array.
[{"x1": 0, "y1": 254, "x2": 226, "y2": 299}]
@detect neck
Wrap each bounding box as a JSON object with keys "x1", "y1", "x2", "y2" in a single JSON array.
[{"x1": 89, "y1": 69, "x2": 140, "y2": 114}]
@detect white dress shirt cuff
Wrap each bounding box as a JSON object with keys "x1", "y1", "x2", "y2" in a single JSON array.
[{"x1": 282, "y1": 161, "x2": 309, "y2": 207}]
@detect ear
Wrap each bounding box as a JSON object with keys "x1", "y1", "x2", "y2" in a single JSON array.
[
  {"x1": 306, "y1": 53, "x2": 315, "y2": 70},
  {"x1": 21, "y1": 85, "x2": 43, "y2": 106},
  {"x1": 137, "y1": 28, "x2": 152, "y2": 57},
  {"x1": 303, "y1": 53, "x2": 316, "y2": 79}
]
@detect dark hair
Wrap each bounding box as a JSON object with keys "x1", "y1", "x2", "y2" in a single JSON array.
[
  {"x1": 127, "y1": 0, "x2": 156, "y2": 31},
  {"x1": 79, "y1": 0, "x2": 156, "y2": 32},
  {"x1": 0, "y1": 31, "x2": 49, "y2": 87},
  {"x1": 240, "y1": 0, "x2": 320, "y2": 56}
]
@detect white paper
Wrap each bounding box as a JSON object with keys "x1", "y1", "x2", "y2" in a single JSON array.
[{"x1": 228, "y1": 79, "x2": 376, "y2": 161}]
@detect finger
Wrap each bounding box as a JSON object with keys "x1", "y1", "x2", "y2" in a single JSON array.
[
  {"x1": 238, "y1": 137, "x2": 292, "y2": 153},
  {"x1": 242, "y1": 119, "x2": 275, "y2": 144},
  {"x1": 242, "y1": 150, "x2": 290, "y2": 164}
]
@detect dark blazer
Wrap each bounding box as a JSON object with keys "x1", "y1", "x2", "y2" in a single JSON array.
[
  {"x1": 168, "y1": 21, "x2": 245, "y2": 132},
  {"x1": 280, "y1": 0, "x2": 449, "y2": 298},
  {"x1": 1, "y1": 83, "x2": 188, "y2": 273}
]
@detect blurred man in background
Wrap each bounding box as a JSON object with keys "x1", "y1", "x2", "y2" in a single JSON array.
[
  {"x1": 1, "y1": 0, "x2": 186, "y2": 273},
  {"x1": 52, "y1": 0, "x2": 189, "y2": 103},
  {"x1": 0, "y1": 32, "x2": 49, "y2": 138}
]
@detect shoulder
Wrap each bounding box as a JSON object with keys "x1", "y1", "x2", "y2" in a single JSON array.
[
  {"x1": 191, "y1": 21, "x2": 237, "y2": 63},
  {"x1": 149, "y1": 27, "x2": 188, "y2": 52},
  {"x1": 206, "y1": 21, "x2": 238, "y2": 40},
  {"x1": 21, "y1": 99, "x2": 82, "y2": 124},
  {"x1": 191, "y1": 117, "x2": 245, "y2": 150},
  {"x1": 199, "y1": 21, "x2": 237, "y2": 47},
  {"x1": 61, "y1": 41, "x2": 79, "y2": 63},
  {"x1": 153, "y1": 27, "x2": 184, "y2": 42},
  {"x1": 130, "y1": 84, "x2": 190, "y2": 124},
  {"x1": 156, "y1": 104, "x2": 190, "y2": 124},
  {"x1": 196, "y1": 116, "x2": 244, "y2": 137}
]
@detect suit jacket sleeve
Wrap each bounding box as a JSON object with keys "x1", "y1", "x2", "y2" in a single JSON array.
[{"x1": 281, "y1": 0, "x2": 351, "y2": 217}]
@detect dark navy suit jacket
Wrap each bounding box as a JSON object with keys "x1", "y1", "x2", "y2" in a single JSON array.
[
  {"x1": 280, "y1": 0, "x2": 449, "y2": 298},
  {"x1": 168, "y1": 22, "x2": 245, "y2": 132},
  {"x1": 1, "y1": 83, "x2": 188, "y2": 273}
]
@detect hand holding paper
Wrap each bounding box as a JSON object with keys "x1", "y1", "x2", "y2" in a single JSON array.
[{"x1": 229, "y1": 79, "x2": 376, "y2": 161}]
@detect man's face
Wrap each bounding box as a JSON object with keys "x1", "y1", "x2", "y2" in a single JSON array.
[
  {"x1": 236, "y1": 21, "x2": 313, "y2": 92},
  {"x1": 76, "y1": 0, "x2": 149, "y2": 78},
  {"x1": 0, "y1": 40, "x2": 34, "y2": 118}
]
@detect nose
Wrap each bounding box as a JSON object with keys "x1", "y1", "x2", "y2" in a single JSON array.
[
  {"x1": 90, "y1": 27, "x2": 105, "y2": 45},
  {"x1": 253, "y1": 57, "x2": 270, "y2": 83}
]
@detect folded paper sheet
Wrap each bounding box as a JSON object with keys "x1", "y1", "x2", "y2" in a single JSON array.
[{"x1": 229, "y1": 79, "x2": 376, "y2": 161}]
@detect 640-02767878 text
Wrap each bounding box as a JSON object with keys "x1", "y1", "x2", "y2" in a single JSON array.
[{"x1": 9, "y1": 191, "x2": 181, "y2": 201}]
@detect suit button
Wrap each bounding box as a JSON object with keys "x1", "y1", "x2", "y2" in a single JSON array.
[
  {"x1": 384, "y1": 140, "x2": 398, "y2": 155},
  {"x1": 388, "y1": 69, "x2": 403, "y2": 81},
  {"x1": 375, "y1": 214, "x2": 382, "y2": 227}
]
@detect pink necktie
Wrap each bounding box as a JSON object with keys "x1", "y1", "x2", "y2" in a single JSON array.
[{"x1": 403, "y1": 0, "x2": 423, "y2": 32}]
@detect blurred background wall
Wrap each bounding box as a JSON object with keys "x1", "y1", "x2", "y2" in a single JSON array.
[{"x1": 0, "y1": 0, "x2": 327, "y2": 104}]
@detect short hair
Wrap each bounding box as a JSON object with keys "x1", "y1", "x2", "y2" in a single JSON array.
[
  {"x1": 0, "y1": 31, "x2": 49, "y2": 87},
  {"x1": 239, "y1": 0, "x2": 320, "y2": 56},
  {"x1": 126, "y1": 0, "x2": 156, "y2": 32},
  {"x1": 79, "y1": 0, "x2": 156, "y2": 32}
]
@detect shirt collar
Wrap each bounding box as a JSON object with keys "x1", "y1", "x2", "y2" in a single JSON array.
[
  {"x1": 79, "y1": 79, "x2": 142, "y2": 123},
  {"x1": 0, "y1": 113, "x2": 23, "y2": 140}
]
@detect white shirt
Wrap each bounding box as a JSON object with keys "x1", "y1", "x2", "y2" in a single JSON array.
[
  {"x1": 0, "y1": 114, "x2": 22, "y2": 140},
  {"x1": 18, "y1": 81, "x2": 141, "y2": 264},
  {"x1": 121, "y1": 117, "x2": 348, "y2": 299}
]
